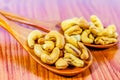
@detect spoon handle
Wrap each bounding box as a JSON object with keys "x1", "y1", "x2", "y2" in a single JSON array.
[{"x1": 0, "y1": 10, "x2": 50, "y2": 32}]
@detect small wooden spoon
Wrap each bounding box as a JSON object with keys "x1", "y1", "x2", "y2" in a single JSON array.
[{"x1": 0, "y1": 14, "x2": 93, "y2": 76}]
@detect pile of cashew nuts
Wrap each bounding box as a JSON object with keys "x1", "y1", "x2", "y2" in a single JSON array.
[
  {"x1": 27, "y1": 15, "x2": 118, "y2": 69},
  {"x1": 27, "y1": 30, "x2": 89, "y2": 69},
  {"x1": 61, "y1": 15, "x2": 118, "y2": 45}
]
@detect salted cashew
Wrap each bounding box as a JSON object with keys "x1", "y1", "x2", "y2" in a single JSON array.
[
  {"x1": 97, "y1": 24, "x2": 118, "y2": 37},
  {"x1": 41, "y1": 47, "x2": 60, "y2": 64},
  {"x1": 64, "y1": 25, "x2": 82, "y2": 35},
  {"x1": 34, "y1": 44, "x2": 60, "y2": 64},
  {"x1": 90, "y1": 15, "x2": 104, "y2": 30},
  {"x1": 55, "y1": 58, "x2": 68, "y2": 69},
  {"x1": 78, "y1": 42, "x2": 89, "y2": 60},
  {"x1": 95, "y1": 37, "x2": 117, "y2": 45},
  {"x1": 81, "y1": 30, "x2": 94, "y2": 44},
  {"x1": 64, "y1": 43, "x2": 81, "y2": 57},
  {"x1": 42, "y1": 41, "x2": 54, "y2": 52},
  {"x1": 78, "y1": 17, "x2": 89, "y2": 29},
  {"x1": 28, "y1": 30, "x2": 44, "y2": 48},
  {"x1": 61, "y1": 18, "x2": 81, "y2": 31},
  {"x1": 45, "y1": 31, "x2": 65, "y2": 49},
  {"x1": 64, "y1": 34, "x2": 78, "y2": 48},
  {"x1": 64, "y1": 53, "x2": 84, "y2": 67}
]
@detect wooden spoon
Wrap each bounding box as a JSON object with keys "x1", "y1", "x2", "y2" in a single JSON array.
[
  {"x1": 0, "y1": 10, "x2": 118, "y2": 49},
  {"x1": 0, "y1": 13, "x2": 93, "y2": 76}
]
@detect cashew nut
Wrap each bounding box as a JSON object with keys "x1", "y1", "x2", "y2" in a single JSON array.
[
  {"x1": 42, "y1": 41, "x2": 54, "y2": 52},
  {"x1": 45, "y1": 30, "x2": 65, "y2": 49},
  {"x1": 64, "y1": 43, "x2": 81, "y2": 57},
  {"x1": 81, "y1": 30, "x2": 94, "y2": 44},
  {"x1": 78, "y1": 42, "x2": 89, "y2": 60},
  {"x1": 55, "y1": 58, "x2": 68, "y2": 69},
  {"x1": 34, "y1": 44, "x2": 60, "y2": 64},
  {"x1": 61, "y1": 18, "x2": 80, "y2": 31},
  {"x1": 28, "y1": 30, "x2": 44, "y2": 48},
  {"x1": 90, "y1": 15, "x2": 104, "y2": 30},
  {"x1": 64, "y1": 34, "x2": 78, "y2": 48},
  {"x1": 41, "y1": 47, "x2": 60, "y2": 64},
  {"x1": 64, "y1": 25, "x2": 82, "y2": 35},
  {"x1": 95, "y1": 37, "x2": 117, "y2": 45},
  {"x1": 64, "y1": 53, "x2": 84, "y2": 67}
]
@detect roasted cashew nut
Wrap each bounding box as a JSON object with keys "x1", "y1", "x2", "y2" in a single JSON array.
[
  {"x1": 78, "y1": 42, "x2": 89, "y2": 60},
  {"x1": 90, "y1": 15, "x2": 104, "y2": 30},
  {"x1": 64, "y1": 25, "x2": 82, "y2": 36},
  {"x1": 55, "y1": 58, "x2": 68, "y2": 69},
  {"x1": 64, "y1": 34, "x2": 78, "y2": 48},
  {"x1": 64, "y1": 53, "x2": 84, "y2": 67},
  {"x1": 34, "y1": 44, "x2": 60, "y2": 64},
  {"x1": 81, "y1": 30, "x2": 94, "y2": 44},
  {"x1": 28, "y1": 30, "x2": 44, "y2": 48},
  {"x1": 95, "y1": 37, "x2": 117, "y2": 45},
  {"x1": 45, "y1": 31, "x2": 65, "y2": 49},
  {"x1": 64, "y1": 43, "x2": 81, "y2": 57},
  {"x1": 61, "y1": 18, "x2": 80, "y2": 31},
  {"x1": 42, "y1": 41, "x2": 54, "y2": 52}
]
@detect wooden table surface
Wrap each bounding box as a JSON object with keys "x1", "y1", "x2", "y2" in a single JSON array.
[{"x1": 0, "y1": 0, "x2": 120, "y2": 80}]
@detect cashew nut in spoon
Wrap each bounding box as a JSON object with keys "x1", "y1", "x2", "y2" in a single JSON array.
[
  {"x1": 64, "y1": 25, "x2": 82, "y2": 35},
  {"x1": 81, "y1": 30, "x2": 94, "y2": 44},
  {"x1": 27, "y1": 30, "x2": 44, "y2": 48},
  {"x1": 45, "y1": 30, "x2": 65, "y2": 49},
  {"x1": 34, "y1": 44, "x2": 60, "y2": 64},
  {"x1": 78, "y1": 42, "x2": 89, "y2": 60},
  {"x1": 55, "y1": 58, "x2": 68, "y2": 69},
  {"x1": 42, "y1": 41, "x2": 54, "y2": 52},
  {"x1": 90, "y1": 15, "x2": 104, "y2": 30},
  {"x1": 64, "y1": 53, "x2": 84, "y2": 67},
  {"x1": 64, "y1": 43, "x2": 81, "y2": 57}
]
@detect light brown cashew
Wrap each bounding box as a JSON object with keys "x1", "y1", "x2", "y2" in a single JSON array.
[
  {"x1": 42, "y1": 41, "x2": 54, "y2": 52},
  {"x1": 45, "y1": 30, "x2": 65, "y2": 49},
  {"x1": 64, "y1": 34, "x2": 78, "y2": 48},
  {"x1": 34, "y1": 44, "x2": 60, "y2": 64},
  {"x1": 64, "y1": 43, "x2": 81, "y2": 57},
  {"x1": 28, "y1": 30, "x2": 44, "y2": 48},
  {"x1": 81, "y1": 30, "x2": 94, "y2": 44},
  {"x1": 95, "y1": 37, "x2": 117, "y2": 45},
  {"x1": 40, "y1": 47, "x2": 60, "y2": 64},
  {"x1": 61, "y1": 18, "x2": 80, "y2": 31},
  {"x1": 55, "y1": 58, "x2": 68, "y2": 69},
  {"x1": 78, "y1": 42, "x2": 89, "y2": 60},
  {"x1": 64, "y1": 53, "x2": 84, "y2": 67},
  {"x1": 90, "y1": 15, "x2": 104, "y2": 30},
  {"x1": 64, "y1": 25, "x2": 82, "y2": 36}
]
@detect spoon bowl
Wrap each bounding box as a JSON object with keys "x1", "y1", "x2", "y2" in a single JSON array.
[
  {"x1": 84, "y1": 42, "x2": 118, "y2": 49},
  {"x1": 0, "y1": 13, "x2": 93, "y2": 76}
]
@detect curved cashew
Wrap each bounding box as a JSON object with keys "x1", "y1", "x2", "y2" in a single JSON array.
[
  {"x1": 42, "y1": 41, "x2": 54, "y2": 52},
  {"x1": 90, "y1": 15, "x2": 104, "y2": 30},
  {"x1": 81, "y1": 30, "x2": 94, "y2": 44},
  {"x1": 61, "y1": 18, "x2": 80, "y2": 31},
  {"x1": 41, "y1": 47, "x2": 60, "y2": 64},
  {"x1": 64, "y1": 53, "x2": 84, "y2": 67},
  {"x1": 78, "y1": 42, "x2": 89, "y2": 60},
  {"x1": 78, "y1": 17, "x2": 89, "y2": 29},
  {"x1": 45, "y1": 30, "x2": 65, "y2": 49},
  {"x1": 28, "y1": 30, "x2": 44, "y2": 48},
  {"x1": 64, "y1": 43, "x2": 81, "y2": 57},
  {"x1": 95, "y1": 37, "x2": 117, "y2": 45},
  {"x1": 65, "y1": 34, "x2": 78, "y2": 48},
  {"x1": 55, "y1": 58, "x2": 68, "y2": 69},
  {"x1": 34, "y1": 44, "x2": 60, "y2": 64},
  {"x1": 64, "y1": 25, "x2": 82, "y2": 35}
]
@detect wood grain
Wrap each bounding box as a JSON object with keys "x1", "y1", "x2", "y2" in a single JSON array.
[{"x1": 0, "y1": 0, "x2": 120, "y2": 80}]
